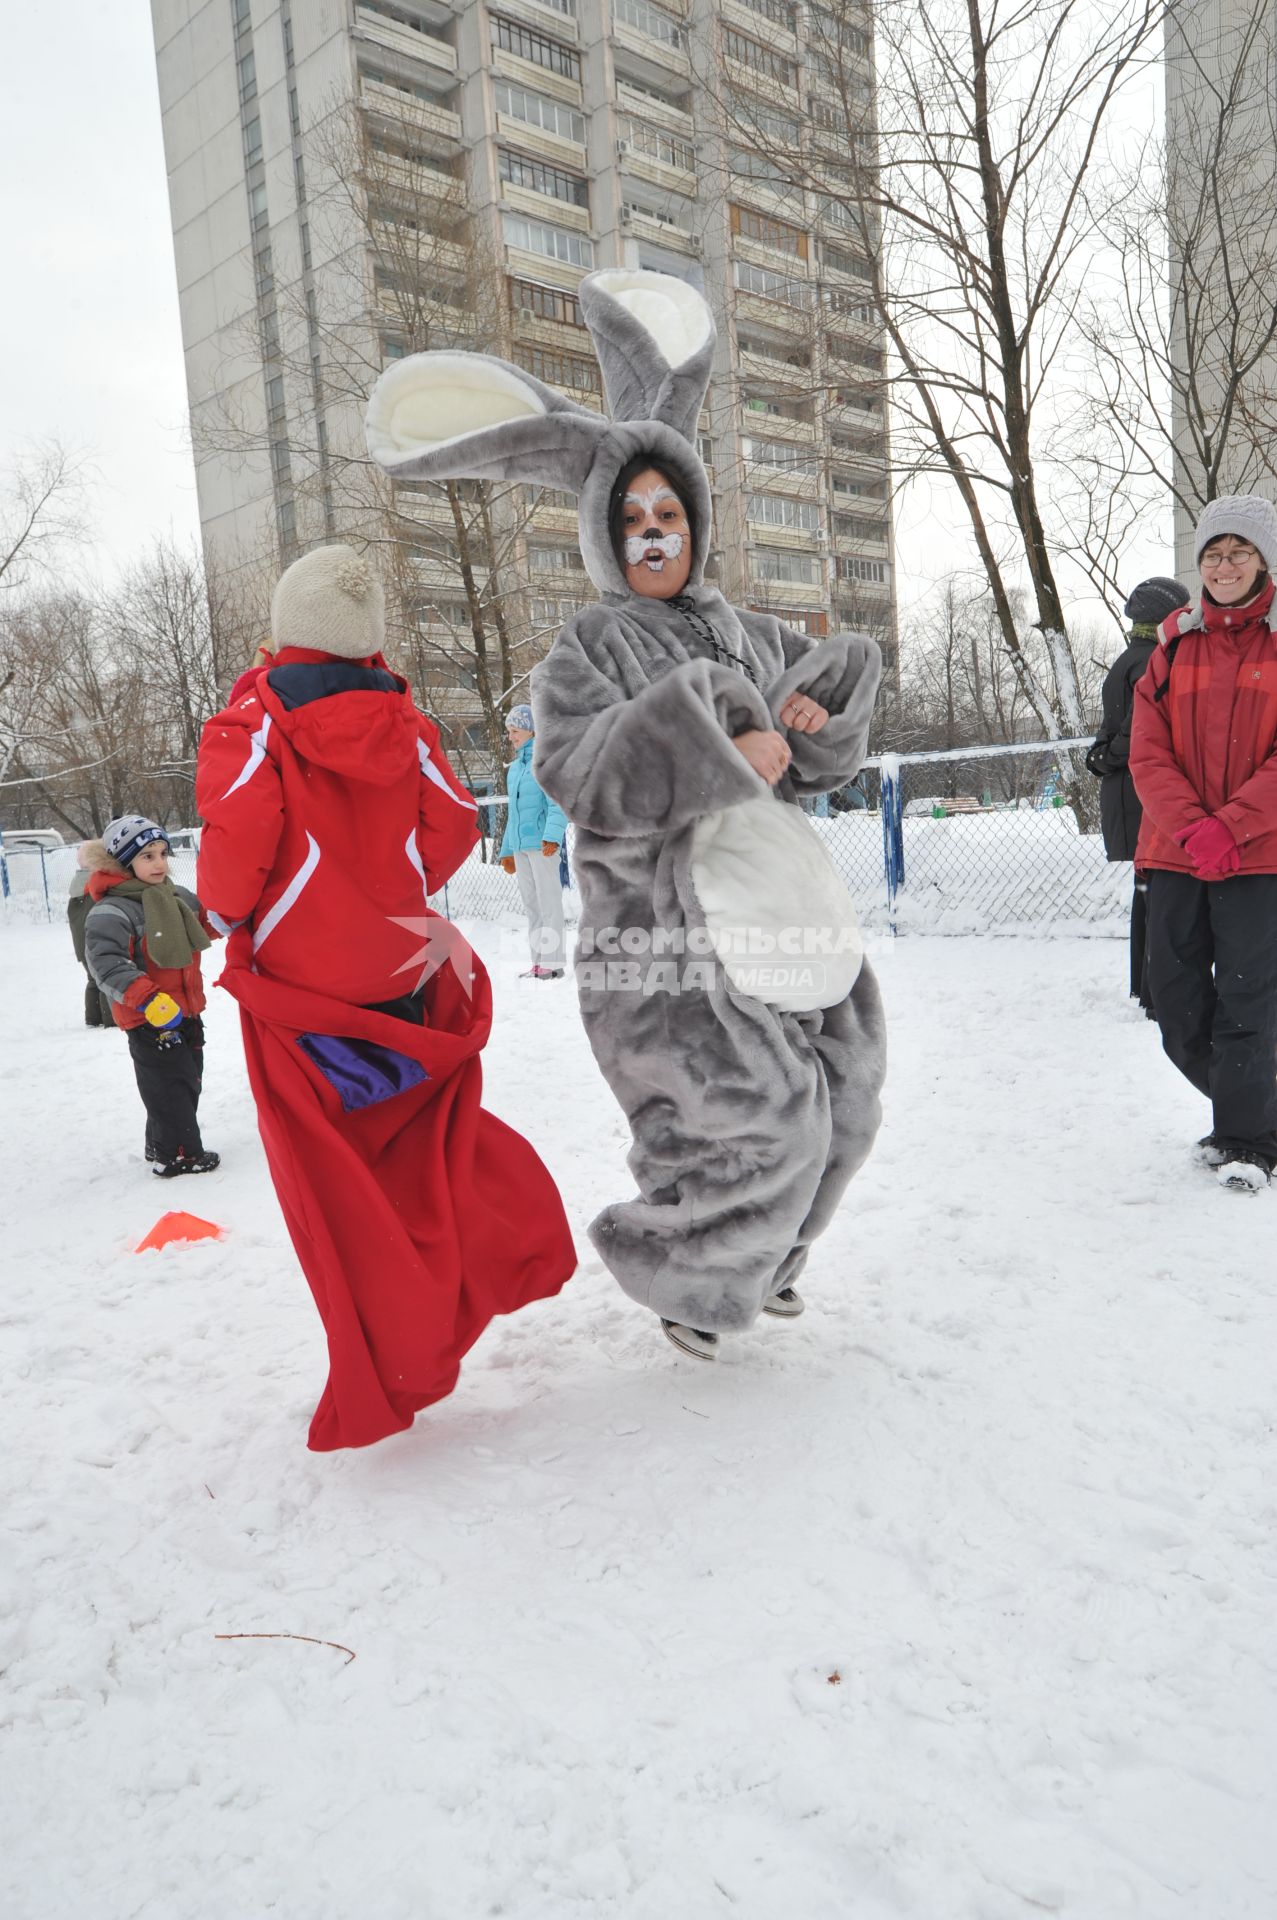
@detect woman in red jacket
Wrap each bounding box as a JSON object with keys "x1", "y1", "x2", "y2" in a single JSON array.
[{"x1": 1130, "y1": 495, "x2": 1277, "y2": 1191}]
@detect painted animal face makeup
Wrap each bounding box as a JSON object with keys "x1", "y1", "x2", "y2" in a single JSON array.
[{"x1": 619, "y1": 468, "x2": 693, "y2": 599}]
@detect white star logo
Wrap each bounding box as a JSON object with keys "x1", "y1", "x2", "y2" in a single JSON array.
[{"x1": 387, "y1": 914, "x2": 478, "y2": 997}]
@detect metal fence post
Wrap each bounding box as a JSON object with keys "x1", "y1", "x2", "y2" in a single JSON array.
[{"x1": 879, "y1": 751, "x2": 904, "y2": 934}]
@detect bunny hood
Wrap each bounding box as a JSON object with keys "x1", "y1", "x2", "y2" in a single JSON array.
[{"x1": 365, "y1": 270, "x2": 714, "y2": 597}]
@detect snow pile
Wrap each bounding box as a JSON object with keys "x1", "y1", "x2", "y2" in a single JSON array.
[{"x1": 2, "y1": 922, "x2": 1274, "y2": 1918}]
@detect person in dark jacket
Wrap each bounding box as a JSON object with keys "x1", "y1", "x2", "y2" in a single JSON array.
[
  {"x1": 1130, "y1": 496, "x2": 1277, "y2": 1192},
  {"x1": 1086, "y1": 575, "x2": 1190, "y2": 1010},
  {"x1": 67, "y1": 843, "x2": 114, "y2": 1028}
]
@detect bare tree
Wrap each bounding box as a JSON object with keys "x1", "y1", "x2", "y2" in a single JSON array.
[
  {"x1": 716, "y1": 0, "x2": 1163, "y2": 807},
  {"x1": 0, "y1": 440, "x2": 92, "y2": 598},
  {"x1": 1078, "y1": 0, "x2": 1277, "y2": 586}
]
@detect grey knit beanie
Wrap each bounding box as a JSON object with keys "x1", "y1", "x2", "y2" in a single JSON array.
[
  {"x1": 1193, "y1": 495, "x2": 1277, "y2": 570},
  {"x1": 271, "y1": 545, "x2": 385, "y2": 659}
]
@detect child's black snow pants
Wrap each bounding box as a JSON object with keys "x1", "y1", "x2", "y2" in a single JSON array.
[{"x1": 126, "y1": 1018, "x2": 205, "y2": 1161}]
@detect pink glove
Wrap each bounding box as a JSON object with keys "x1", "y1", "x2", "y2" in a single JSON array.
[{"x1": 1175, "y1": 816, "x2": 1242, "y2": 877}]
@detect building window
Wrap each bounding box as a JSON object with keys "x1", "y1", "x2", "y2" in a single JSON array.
[
  {"x1": 836, "y1": 555, "x2": 888, "y2": 584},
  {"x1": 266, "y1": 374, "x2": 286, "y2": 422},
  {"x1": 531, "y1": 596, "x2": 581, "y2": 624},
  {"x1": 237, "y1": 49, "x2": 256, "y2": 103},
  {"x1": 753, "y1": 549, "x2": 823, "y2": 584},
  {"x1": 499, "y1": 150, "x2": 589, "y2": 209},
  {"x1": 618, "y1": 116, "x2": 696, "y2": 172},
  {"x1": 502, "y1": 212, "x2": 594, "y2": 268},
  {"x1": 823, "y1": 241, "x2": 874, "y2": 281},
  {"x1": 729, "y1": 93, "x2": 801, "y2": 146},
  {"x1": 525, "y1": 486, "x2": 578, "y2": 509},
  {"x1": 248, "y1": 180, "x2": 269, "y2": 231},
  {"x1": 808, "y1": 9, "x2": 872, "y2": 59},
  {"x1": 288, "y1": 87, "x2": 300, "y2": 136},
  {"x1": 515, "y1": 346, "x2": 601, "y2": 392},
  {"x1": 242, "y1": 116, "x2": 262, "y2": 165},
  {"x1": 278, "y1": 497, "x2": 296, "y2": 545},
  {"x1": 828, "y1": 337, "x2": 884, "y2": 373},
  {"x1": 832, "y1": 471, "x2": 884, "y2": 499},
  {"x1": 758, "y1": 606, "x2": 828, "y2": 634},
  {"x1": 614, "y1": 0, "x2": 685, "y2": 51},
  {"x1": 734, "y1": 260, "x2": 812, "y2": 308},
  {"x1": 833, "y1": 512, "x2": 887, "y2": 542},
  {"x1": 731, "y1": 204, "x2": 808, "y2": 260},
  {"x1": 723, "y1": 27, "x2": 798, "y2": 88},
  {"x1": 492, "y1": 81, "x2": 586, "y2": 145},
  {"x1": 738, "y1": 0, "x2": 797, "y2": 30},
  {"x1": 232, "y1": 0, "x2": 251, "y2": 35},
  {"x1": 382, "y1": 337, "x2": 407, "y2": 361},
  {"x1": 509, "y1": 278, "x2": 586, "y2": 327},
  {"x1": 742, "y1": 436, "x2": 817, "y2": 476},
  {"x1": 748, "y1": 492, "x2": 821, "y2": 531},
  {"x1": 527, "y1": 543, "x2": 586, "y2": 571},
  {"x1": 491, "y1": 15, "x2": 581, "y2": 80}
]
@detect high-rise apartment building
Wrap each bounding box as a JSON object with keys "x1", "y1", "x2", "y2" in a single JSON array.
[
  {"x1": 1164, "y1": 0, "x2": 1277, "y2": 573},
  {"x1": 151, "y1": 0, "x2": 897, "y2": 760}
]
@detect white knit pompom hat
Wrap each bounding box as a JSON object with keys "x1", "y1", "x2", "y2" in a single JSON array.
[
  {"x1": 1194, "y1": 494, "x2": 1277, "y2": 571},
  {"x1": 270, "y1": 544, "x2": 385, "y2": 659}
]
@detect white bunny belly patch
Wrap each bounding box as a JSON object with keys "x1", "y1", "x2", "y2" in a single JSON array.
[{"x1": 689, "y1": 796, "x2": 863, "y2": 1013}]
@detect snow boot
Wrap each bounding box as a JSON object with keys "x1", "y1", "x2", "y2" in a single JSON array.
[
  {"x1": 1194, "y1": 1133, "x2": 1228, "y2": 1168},
  {"x1": 153, "y1": 1149, "x2": 221, "y2": 1179},
  {"x1": 661, "y1": 1319, "x2": 718, "y2": 1361},
  {"x1": 1216, "y1": 1151, "x2": 1270, "y2": 1194},
  {"x1": 761, "y1": 1286, "x2": 805, "y2": 1318}
]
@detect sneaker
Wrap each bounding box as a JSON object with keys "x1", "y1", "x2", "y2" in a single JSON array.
[
  {"x1": 661, "y1": 1319, "x2": 719, "y2": 1361},
  {"x1": 153, "y1": 1150, "x2": 221, "y2": 1179},
  {"x1": 1194, "y1": 1134, "x2": 1228, "y2": 1168},
  {"x1": 761, "y1": 1285, "x2": 805, "y2": 1318},
  {"x1": 1216, "y1": 1151, "x2": 1270, "y2": 1193}
]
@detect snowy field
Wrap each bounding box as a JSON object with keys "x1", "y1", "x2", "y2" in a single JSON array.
[{"x1": 2, "y1": 919, "x2": 1274, "y2": 1920}]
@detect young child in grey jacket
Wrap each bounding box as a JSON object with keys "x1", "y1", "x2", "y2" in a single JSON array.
[{"x1": 84, "y1": 815, "x2": 220, "y2": 1177}]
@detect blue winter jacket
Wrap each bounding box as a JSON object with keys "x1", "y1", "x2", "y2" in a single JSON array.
[{"x1": 499, "y1": 740, "x2": 567, "y2": 857}]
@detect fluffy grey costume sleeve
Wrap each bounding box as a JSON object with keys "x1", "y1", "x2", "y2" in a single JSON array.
[
  {"x1": 533, "y1": 615, "x2": 777, "y2": 836},
  {"x1": 741, "y1": 615, "x2": 883, "y2": 796}
]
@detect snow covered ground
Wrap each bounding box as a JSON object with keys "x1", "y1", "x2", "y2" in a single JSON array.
[{"x1": 2, "y1": 920, "x2": 1274, "y2": 1920}]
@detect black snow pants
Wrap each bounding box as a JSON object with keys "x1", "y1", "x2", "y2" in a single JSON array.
[
  {"x1": 1146, "y1": 871, "x2": 1277, "y2": 1165},
  {"x1": 126, "y1": 1018, "x2": 205, "y2": 1161},
  {"x1": 1130, "y1": 874, "x2": 1152, "y2": 1011}
]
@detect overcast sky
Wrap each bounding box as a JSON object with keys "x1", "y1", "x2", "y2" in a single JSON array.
[
  {"x1": 0, "y1": 2, "x2": 1169, "y2": 624},
  {"x1": 0, "y1": 1, "x2": 203, "y2": 580}
]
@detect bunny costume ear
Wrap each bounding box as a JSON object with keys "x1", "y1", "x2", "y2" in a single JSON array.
[
  {"x1": 365, "y1": 351, "x2": 607, "y2": 492},
  {"x1": 579, "y1": 270, "x2": 715, "y2": 445}
]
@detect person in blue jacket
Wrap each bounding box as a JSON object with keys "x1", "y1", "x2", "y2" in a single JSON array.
[{"x1": 499, "y1": 704, "x2": 568, "y2": 978}]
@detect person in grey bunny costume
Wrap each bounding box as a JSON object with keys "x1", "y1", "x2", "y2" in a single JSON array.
[{"x1": 366, "y1": 269, "x2": 886, "y2": 1359}]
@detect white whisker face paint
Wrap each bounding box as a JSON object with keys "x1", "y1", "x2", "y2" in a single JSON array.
[{"x1": 624, "y1": 531, "x2": 686, "y2": 570}]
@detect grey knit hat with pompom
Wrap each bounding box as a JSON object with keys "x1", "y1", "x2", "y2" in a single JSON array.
[
  {"x1": 1193, "y1": 494, "x2": 1277, "y2": 571},
  {"x1": 271, "y1": 544, "x2": 385, "y2": 659}
]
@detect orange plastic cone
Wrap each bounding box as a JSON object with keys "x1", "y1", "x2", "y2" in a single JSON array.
[{"x1": 134, "y1": 1211, "x2": 225, "y2": 1253}]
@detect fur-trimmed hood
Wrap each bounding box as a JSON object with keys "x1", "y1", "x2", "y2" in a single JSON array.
[
  {"x1": 80, "y1": 839, "x2": 128, "y2": 878},
  {"x1": 364, "y1": 269, "x2": 715, "y2": 597}
]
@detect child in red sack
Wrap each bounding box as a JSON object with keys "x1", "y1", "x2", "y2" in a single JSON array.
[
  {"x1": 195, "y1": 545, "x2": 575, "y2": 1451},
  {"x1": 83, "y1": 816, "x2": 221, "y2": 1176}
]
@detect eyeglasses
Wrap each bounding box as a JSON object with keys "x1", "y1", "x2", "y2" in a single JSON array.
[{"x1": 1200, "y1": 547, "x2": 1259, "y2": 569}]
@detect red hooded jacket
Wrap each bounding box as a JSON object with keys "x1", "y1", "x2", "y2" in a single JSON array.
[
  {"x1": 1130, "y1": 582, "x2": 1277, "y2": 874},
  {"x1": 195, "y1": 647, "x2": 479, "y2": 998}
]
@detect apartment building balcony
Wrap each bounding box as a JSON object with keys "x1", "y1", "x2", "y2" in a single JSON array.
[
  {"x1": 746, "y1": 568, "x2": 826, "y2": 607},
  {"x1": 359, "y1": 75, "x2": 463, "y2": 144},
  {"x1": 732, "y1": 290, "x2": 815, "y2": 340},
  {"x1": 510, "y1": 305, "x2": 593, "y2": 356},
  {"x1": 354, "y1": 7, "x2": 457, "y2": 83},
  {"x1": 832, "y1": 523, "x2": 890, "y2": 557},
  {"x1": 371, "y1": 154, "x2": 464, "y2": 210},
  {"x1": 721, "y1": 0, "x2": 799, "y2": 56},
  {"x1": 721, "y1": 56, "x2": 802, "y2": 122},
  {"x1": 491, "y1": 47, "x2": 584, "y2": 110},
  {"x1": 373, "y1": 235, "x2": 469, "y2": 289},
  {"x1": 494, "y1": 0, "x2": 581, "y2": 46},
  {"x1": 501, "y1": 181, "x2": 592, "y2": 235},
  {"x1": 612, "y1": 26, "x2": 693, "y2": 91},
  {"x1": 616, "y1": 122, "x2": 697, "y2": 199},
  {"x1": 747, "y1": 520, "x2": 825, "y2": 550},
  {"x1": 615, "y1": 79, "x2": 694, "y2": 136},
  {"x1": 503, "y1": 244, "x2": 590, "y2": 295},
  {"x1": 494, "y1": 113, "x2": 588, "y2": 172},
  {"x1": 620, "y1": 203, "x2": 700, "y2": 255},
  {"x1": 525, "y1": 500, "x2": 580, "y2": 536}
]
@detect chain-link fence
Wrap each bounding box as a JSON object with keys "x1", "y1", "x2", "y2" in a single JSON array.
[
  {"x1": 433, "y1": 740, "x2": 1128, "y2": 936},
  {"x1": 1, "y1": 740, "x2": 1127, "y2": 938}
]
